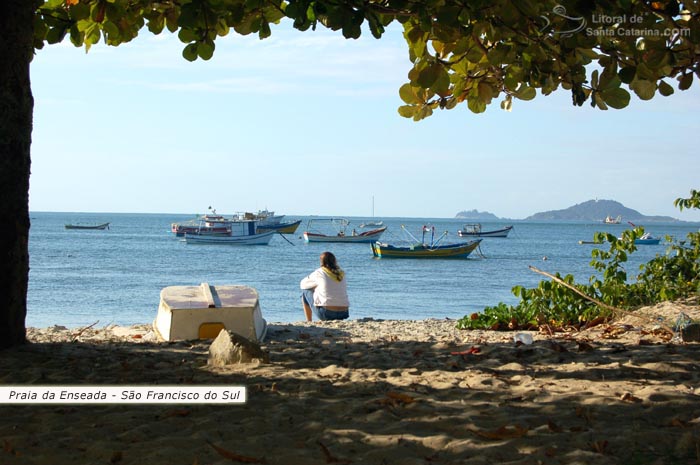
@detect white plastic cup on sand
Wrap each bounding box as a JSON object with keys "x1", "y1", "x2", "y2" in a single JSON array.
[{"x1": 513, "y1": 333, "x2": 533, "y2": 345}]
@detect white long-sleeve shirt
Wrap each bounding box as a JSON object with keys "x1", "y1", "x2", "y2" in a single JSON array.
[{"x1": 300, "y1": 267, "x2": 349, "y2": 308}]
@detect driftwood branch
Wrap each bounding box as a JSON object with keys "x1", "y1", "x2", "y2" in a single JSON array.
[
  {"x1": 70, "y1": 320, "x2": 99, "y2": 342},
  {"x1": 528, "y1": 266, "x2": 674, "y2": 332}
]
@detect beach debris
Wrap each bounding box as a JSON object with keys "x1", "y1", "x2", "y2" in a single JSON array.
[
  {"x1": 589, "y1": 439, "x2": 609, "y2": 454},
  {"x1": 513, "y1": 333, "x2": 533, "y2": 345},
  {"x1": 70, "y1": 320, "x2": 99, "y2": 342},
  {"x1": 110, "y1": 451, "x2": 123, "y2": 463},
  {"x1": 577, "y1": 341, "x2": 594, "y2": 352},
  {"x1": 547, "y1": 340, "x2": 569, "y2": 352},
  {"x1": 620, "y1": 392, "x2": 643, "y2": 403},
  {"x1": 2, "y1": 439, "x2": 19, "y2": 457},
  {"x1": 206, "y1": 440, "x2": 266, "y2": 464},
  {"x1": 450, "y1": 346, "x2": 481, "y2": 359},
  {"x1": 469, "y1": 424, "x2": 529, "y2": 440},
  {"x1": 680, "y1": 323, "x2": 700, "y2": 342},
  {"x1": 208, "y1": 331, "x2": 269, "y2": 366},
  {"x1": 378, "y1": 391, "x2": 416, "y2": 407},
  {"x1": 601, "y1": 324, "x2": 634, "y2": 339},
  {"x1": 317, "y1": 441, "x2": 352, "y2": 464},
  {"x1": 547, "y1": 419, "x2": 564, "y2": 433}
]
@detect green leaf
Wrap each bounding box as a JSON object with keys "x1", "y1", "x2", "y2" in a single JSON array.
[
  {"x1": 500, "y1": 95, "x2": 513, "y2": 111},
  {"x1": 399, "y1": 83, "x2": 419, "y2": 104},
  {"x1": 658, "y1": 80, "x2": 674, "y2": 97},
  {"x1": 600, "y1": 87, "x2": 630, "y2": 109},
  {"x1": 69, "y1": 3, "x2": 91, "y2": 21},
  {"x1": 630, "y1": 79, "x2": 656, "y2": 100},
  {"x1": 178, "y1": 28, "x2": 199, "y2": 43},
  {"x1": 417, "y1": 63, "x2": 440, "y2": 88},
  {"x1": 679, "y1": 73, "x2": 693, "y2": 91},
  {"x1": 515, "y1": 85, "x2": 536, "y2": 101},
  {"x1": 197, "y1": 40, "x2": 215, "y2": 60},
  {"x1": 467, "y1": 97, "x2": 486, "y2": 113},
  {"x1": 619, "y1": 67, "x2": 636, "y2": 84},
  {"x1": 259, "y1": 19, "x2": 271, "y2": 39},
  {"x1": 431, "y1": 65, "x2": 450, "y2": 96},
  {"x1": 398, "y1": 105, "x2": 416, "y2": 118},
  {"x1": 182, "y1": 43, "x2": 198, "y2": 62}
]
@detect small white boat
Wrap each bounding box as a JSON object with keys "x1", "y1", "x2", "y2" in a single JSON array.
[
  {"x1": 604, "y1": 215, "x2": 622, "y2": 224},
  {"x1": 633, "y1": 232, "x2": 661, "y2": 245},
  {"x1": 302, "y1": 218, "x2": 386, "y2": 243},
  {"x1": 154, "y1": 283, "x2": 267, "y2": 342},
  {"x1": 457, "y1": 223, "x2": 513, "y2": 238},
  {"x1": 65, "y1": 222, "x2": 110, "y2": 230},
  {"x1": 185, "y1": 229, "x2": 275, "y2": 245}
]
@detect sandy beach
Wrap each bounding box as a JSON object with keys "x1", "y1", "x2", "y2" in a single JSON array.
[{"x1": 1, "y1": 299, "x2": 699, "y2": 464}]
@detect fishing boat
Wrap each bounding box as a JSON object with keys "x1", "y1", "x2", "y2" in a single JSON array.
[
  {"x1": 240, "y1": 209, "x2": 286, "y2": 225},
  {"x1": 184, "y1": 221, "x2": 275, "y2": 245},
  {"x1": 256, "y1": 219, "x2": 302, "y2": 234},
  {"x1": 65, "y1": 222, "x2": 110, "y2": 230},
  {"x1": 604, "y1": 215, "x2": 622, "y2": 224},
  {"x1": 457, "y1": 223, "x2": 513, "y2": 238},
  {"x1": 371, "y1": 225, "x2": 482, "y2": 259},
  {"x1": 302, "y1": 218, "x2": 386, "y2": 243},
  {"x1": 171, "y1": 208, "x2": 233, "y2": 237}
]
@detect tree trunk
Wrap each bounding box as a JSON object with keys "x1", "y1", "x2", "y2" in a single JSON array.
[{"x1": 0, "y1": 1, "x2": 34, "y2": 349}]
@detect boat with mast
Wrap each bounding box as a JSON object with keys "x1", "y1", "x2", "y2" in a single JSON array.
[
  {"x1": 359, "y1": 196, "x2": 383, "y2": 228},
  {"x1": 371, "y1": 225, "x2": 482, "y2": 259}
]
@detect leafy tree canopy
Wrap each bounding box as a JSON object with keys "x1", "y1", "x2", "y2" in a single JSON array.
[{"x1": 33, "y1": 0, "x2": 700, "y2": 120}]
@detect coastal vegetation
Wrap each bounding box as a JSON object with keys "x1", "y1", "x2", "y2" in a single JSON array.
[
  {"x1": 458, "y1": 189, "x2": 700, "y2": 331},
  {"x1": 2, "y1": 2, "x2": 700, "y2": 348}
]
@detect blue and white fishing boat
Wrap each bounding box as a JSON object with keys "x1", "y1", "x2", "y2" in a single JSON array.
[{"x1": 184, "y1": 221, "x2": 275, "y2": 245}]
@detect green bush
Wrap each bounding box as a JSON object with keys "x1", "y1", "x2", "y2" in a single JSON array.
[{"x1": 457, "y1": 190, "x2": 700, "y2": 331}]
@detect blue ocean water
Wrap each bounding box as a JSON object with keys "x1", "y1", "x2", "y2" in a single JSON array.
[{"x1": 27, "y1": 212, "x2": 699, "y2": 328}]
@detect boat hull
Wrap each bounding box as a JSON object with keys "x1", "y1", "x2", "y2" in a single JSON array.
[
  {"x1": 154, "y1": 283, "x2": 267, "y2": 342},
  {"x1": 256, "y1": 219, "x2": 302, "y2": 234},
  {"x1": 457, "y1": 225, "x2": 513, "y2": 238},
  {"x1": 371, "y1": 239, "x2": 482, "y2": 259},
  {"x1": 184, "y1": 230, "x2": 275, "y2": 245},
  {"x1": 65, "y1": 222, "x2": 110, "y2": 230},
  {"x1": 303, "y1": 227, "x2": 386, "y2": 243},
  {"x1": 634, "y1": 238, "x2": 661, "y2": 245}
]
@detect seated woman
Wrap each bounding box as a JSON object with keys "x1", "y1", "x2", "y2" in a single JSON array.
[{"x1": 300, "y1": 251, "x2": 349, "y2": 321}]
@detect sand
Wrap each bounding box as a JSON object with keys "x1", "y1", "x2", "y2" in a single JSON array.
[{"x1": 1, "y1": 299, "x2": 699, "y2": 464}]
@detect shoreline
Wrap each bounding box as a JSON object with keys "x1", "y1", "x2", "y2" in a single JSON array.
[{"x1": 4, "y1": 301, "x2": 700, "y2": 464}]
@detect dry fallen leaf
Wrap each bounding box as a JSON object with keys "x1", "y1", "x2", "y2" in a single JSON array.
[
  {"x1": 206, "y1": 440, "x2": 266, "y2": 463},
  {"x1": 161, "y1": 409, "x2": 191, "y2": 418},
  {"x1": 670, "y1": 418, "x2": 688, "y2": 428},
  {"x1": 470, "y1": 424, "x2": 528, "y2": 440},
  {"x1": 547, "y1": 419, "x2": 564, "y2": 433},
  {"x1": 590, "y1": 439, "x2": 609, "y2": 454},
  {"x1": 577, "y1": 341, "x2": 594, "y2": 352},
  {"x1": 317, "y1": 441, "x2": 352, "y2": 464},
  {"x1": 378, "y1": 391, "x2": 416, "y2": 407},
  {"x1": 620, "y1": 392, "x2": 643, "y2": 403}
]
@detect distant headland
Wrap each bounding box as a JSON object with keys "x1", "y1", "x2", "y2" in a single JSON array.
[
  {"x1": 454, "y1": 209, "x2": 499, "y2": 220},
  {"x1": 456, "y1": 199, "x2": 681, "y2": 222}
]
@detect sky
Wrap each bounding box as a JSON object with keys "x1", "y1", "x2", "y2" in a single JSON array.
[{"x1": 29, "y1": 21, "x2": 700, "y2": 221}]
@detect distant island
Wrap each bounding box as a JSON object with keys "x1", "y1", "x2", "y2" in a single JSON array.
[
  {"x1": 455, "y1": 199, "x2": 680, "y2": 222},
  {"x1": 524, "y1": 199, "x2": 679, "y2": 222},
  {"x1": 455, "y1": 209, "x2": 500, "y2": 220}
]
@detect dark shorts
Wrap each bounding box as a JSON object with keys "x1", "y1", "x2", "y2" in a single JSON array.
[{"x1": 301, "y1": 289, "x2": 349, "y2": 321}]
